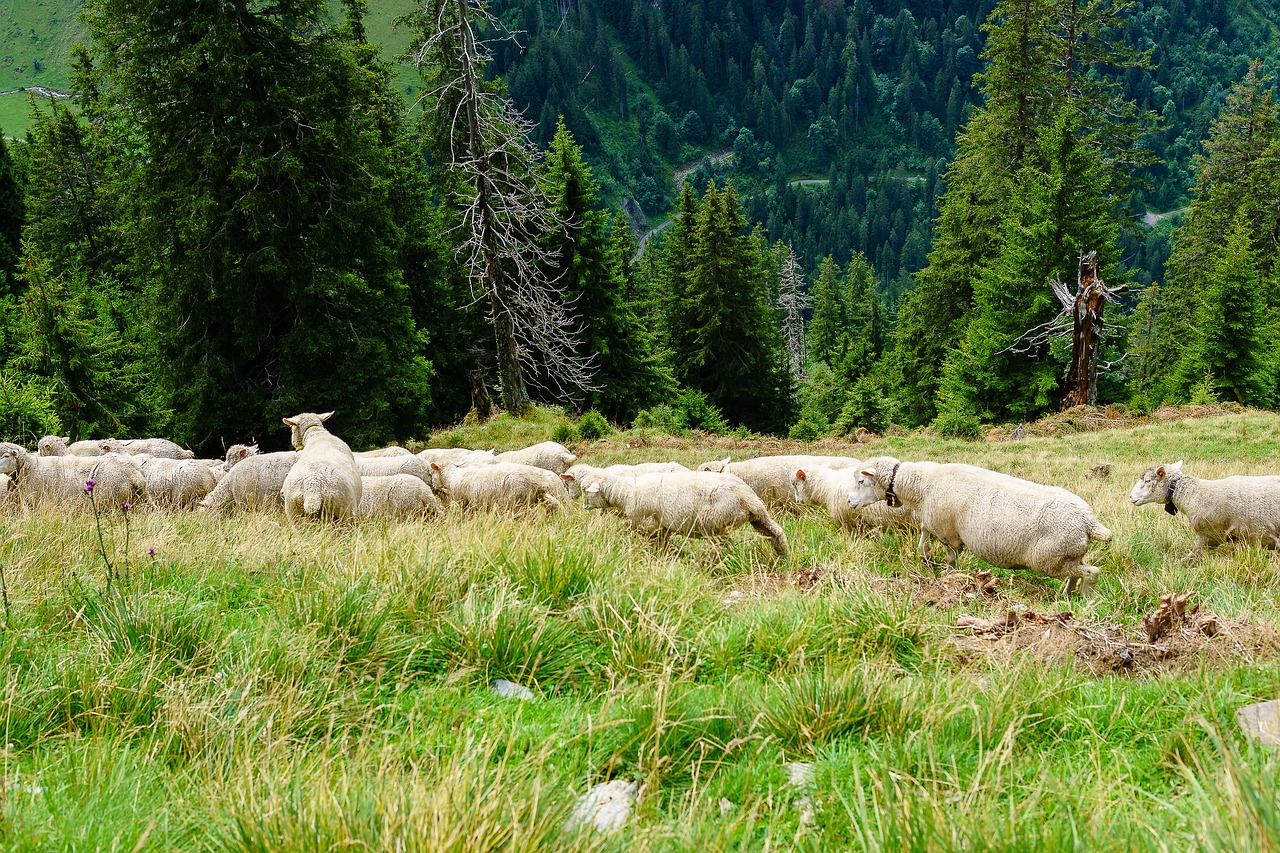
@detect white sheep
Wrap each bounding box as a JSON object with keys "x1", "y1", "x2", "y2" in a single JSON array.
[
  {"x1": 224, "y1": 444, "x2": 259, "y2": 470},
  {"x1": 427, "y1": 459, "x2": 565, "y2": 512},
  {"x1": 357, "y1": 474, "x2": 444, "y2": 520},
  {"x1": 132, "y1": 453, "x2": 218, "y2": 510},
  {"x1": 280, "y1": 411, "x2": 362, "y2": 523},
  {"x1": 356, "y1": 454, "x2": 433, "y2": 482},
  {"x1": 581, "y1": 469, "x2": 789, "y2": 557},
  {"x1": 0, "y1": 442, "x2": 146, "y2": 510},
  {"x1": 849, "y1": 456, "x2": 1111, "y2": 595},
  {"x1": 100, "y1": 438, "x2": 196, "y2": 459},
  {"x1": 355, "y1": 446, "x2": 413, "y2": 458},
  {"x1": 495, "y1": 441, "x2": 577, "y2": 474},
  {"x1": 38, "y1": 435, "x2": 106, "y2": 457},
  {"x1": 560, "y1": 461, "x2": 690, "y2": 498},
  {"x1": 199, "y1": 452, "x2": 298, "y2": 513},
  {"x1": 791, "y1": 465, "x2": 915, "y2": 531},
  {"x1": 1129, "y1": 460, "x2": 1280, "y2": 551},
  {"x1": 417, "y1": 447, "x2": 498, "y2": 468},
  {"x1": 696, "y1": 454, "x2": 862, "y2": 509}
]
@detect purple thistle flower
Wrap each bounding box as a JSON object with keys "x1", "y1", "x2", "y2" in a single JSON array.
[
  {"x1": 122, "y1": 502, "x2": 131, "y2": 511},
  {"x1": 84, "y1": 478, "x2": 96, "y2": 493},
  {"x1": 148, "y1": 547, "x2": 156, "y2": 556}
]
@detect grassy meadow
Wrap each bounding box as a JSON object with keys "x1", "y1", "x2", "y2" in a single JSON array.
[{"x1": 2, "y1": 408, "x2": 1280, "y2": 850}]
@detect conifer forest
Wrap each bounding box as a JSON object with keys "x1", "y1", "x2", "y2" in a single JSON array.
[{"x1": 0, "y1": 0, "x2": 1278, "y2": 449}]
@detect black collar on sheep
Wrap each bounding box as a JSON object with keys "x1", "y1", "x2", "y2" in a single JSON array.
[
  {"x1": 1164, "y1": 472, "x2": 1183, "y2": 515},
  {"x1": 885, "y1": 462, "x2": 902, "y2": 508}
]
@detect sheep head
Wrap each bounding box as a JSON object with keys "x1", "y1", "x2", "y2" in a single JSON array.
[{"x1": 283, "y1": 412, "x2": 334, "y2": 449}]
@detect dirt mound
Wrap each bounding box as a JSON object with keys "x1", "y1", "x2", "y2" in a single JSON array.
[
  {"x1": 948, "y1": 601, "x2": 1280, "y2": 676},
  {"x1": 986, "y1": 402, "x2": 1247, "y2": 441}
]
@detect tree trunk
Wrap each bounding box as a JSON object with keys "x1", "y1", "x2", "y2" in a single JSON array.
[
  {"x1": 1061, "y1": 255, "x2": 1105, "y2": 409},
  {"x1": 469, "y1": 368, "x2": 493, "y2": 421},
  {"x1": 489, "y1": 287, "x2": 529, "y2": 414}
]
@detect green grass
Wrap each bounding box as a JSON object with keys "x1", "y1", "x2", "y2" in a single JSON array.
[{"x1": 3, "y1": 411, "x2": 1280, "y2": 849}]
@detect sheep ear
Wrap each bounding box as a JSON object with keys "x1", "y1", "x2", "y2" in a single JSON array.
[
  {"x1": 430, "y1": 462, "x2": 441, "y2": 471},
  {"x1": 318, "y1": 411, "x2": 334, "y2": 421},
  {"x1": 1169, "y1": 460, "x2": 1183, "y2": 474},
  {"x1": 282, "y1": 417, "x2": 296, "y2": 426},
  {"x1": 560, "y1": 473, "x2": 575, "y2": 481},
  {"x1": 795, "y1": 469, "x2": 807, "y2": 480},
  {"x1": 586, "y1": 483, "x2": 601, "y2": 494},
  {"x1": 860, "y1": 468, "x2": 876, "y2": 481}
]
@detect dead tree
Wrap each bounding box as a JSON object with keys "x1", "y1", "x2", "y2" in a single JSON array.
[
  {"x1": 410, "y1": 0, "x2": 594, "y2": 413},
  {"x1": 1004, "y1": 251, "x2": 1127, "y2": 409},
  {"x1": 776, "y1": 244, "x2": 810, "y2": 380}
]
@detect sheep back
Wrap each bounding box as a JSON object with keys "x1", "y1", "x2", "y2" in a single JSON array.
[{"x1": 281, "y1": 412, "x2": 361, "y2": 523}]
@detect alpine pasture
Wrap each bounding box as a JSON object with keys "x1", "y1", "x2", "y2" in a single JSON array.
[{"x1": 2, "y1": 407, "x2": 1279, "y2": 850}]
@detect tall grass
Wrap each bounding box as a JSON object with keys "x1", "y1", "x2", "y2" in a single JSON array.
[{"x1": 2, "y1": 412, "x2": 1279, "y2": 848}]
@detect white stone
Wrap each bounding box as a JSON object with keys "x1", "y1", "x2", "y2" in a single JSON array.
[
  {"x1": 490, "y1": 679, "x2": 535, "y2": 701},
  {"x1": 785, "y1": 761, "x2": 815, "y2": 789},
  {"x1": 567, "y1": 780, "x2": 638, "y2": 833},
  {"x1": 1237, "y1": 699, "x2": 1280, "y2": 746}
]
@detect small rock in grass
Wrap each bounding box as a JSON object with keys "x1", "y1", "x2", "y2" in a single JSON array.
[
  {"x1": 490, "y1": 679, "x2": 535, "y2": 701},
  {"x1": 719, "y1": 798, "x2": 736, "y2": 816},
  {"x1": 1237, "y1": 700, "x2": 1280, "y2": 746},
  {"x1": 786, "y1": 761, "x2": 815, "y2": 789},
  {"x1": 567, "y1": 780, "x2": 638, "y2": 833},
  {"x1": 721, "y1": 590, "x2": 749, "y2": 606}
]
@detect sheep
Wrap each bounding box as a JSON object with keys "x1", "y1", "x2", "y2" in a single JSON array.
[
  {"x1": 426, "y1": 459, "x2": 566, "y2": 512},
  {"x1": 560, "y1": 461, "x2": 690, "y2": 499},
  {"x1": 355, "y1": 445, "x2": 413, "y2": 458},
  {"x1": 38, "y1": 435, "x2": 106, "y2": 457},
  {"x1": 280, "y1": 411, "x2": 362, "y2": 523},
  {"x1": 495, "y1": 441, "x2": 577, "y2": 474},
  {"x1": 224, "y1": 444, "x2": 259, "y2": 470},
  {"x1": 849, "y1": 456, "x2": 1111, "y2": 595},
  {"x1": 1129, "y1": 460, "x2": 1280, "y2": 552},
  {"x1": 695, "y1": 454, "x2": 862, "y2": 509},
  {"x1": 199, "y1": 452, "x2": 298, "y2": 513},
  {"x1": 356, "y1": 474, "x2": 444, "y2": 520},
  {"x1": 100, "y1": 438, "x2": 196, "y2": 459},
  {"x1": 791, "y1": 465, "x2": 915, "y2": 531},
  {"x1": 132, "y1": 453, "x2": 218, "y2": 509},
  {"x1": 580, "y1": 469, "x2": 789, "y2": 557},
  {"x1": 417, "y1": 447, "x2": 498, "y2": 468},
  {"x1": 356, "y1": 454, "x2": 433, "y2": 483},
  {"x1": 0, "y1": 442, "x2": 146, "y2": 510}
]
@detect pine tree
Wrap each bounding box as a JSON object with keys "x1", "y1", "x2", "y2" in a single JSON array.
[
  {"x1": 1170, "y1": 215, "x2": 1273, "y2": 406},
  {"x1": 541, "y1": 119, "x2": 669, "y2": 420},
  {"x1": 937, "y1": 110, "x2": 1117, "y2": 422},
  {"x1": 664, "y1": 182, "x2": 792, "y2": 433},
  {"x1": 0, "y1": 132, "x2": 23, "y2": 301}
]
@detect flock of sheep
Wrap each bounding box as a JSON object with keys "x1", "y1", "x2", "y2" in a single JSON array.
[{"x1": 2, "y1": 411, "x2": 1278, "y2": 596}]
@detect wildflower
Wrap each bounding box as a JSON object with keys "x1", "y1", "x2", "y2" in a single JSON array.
[
  {"x1": 84, "y1": 478, "x2": 96, "y2": 493},
  {"x1": 122, "y1": 502, "x2": 132, "y2": 511},
  {"x1": 148, "y1": 547, "x2": 156, "y2": 556}
]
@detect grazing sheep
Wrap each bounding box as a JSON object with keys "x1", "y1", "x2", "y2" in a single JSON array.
[
  {"x1": 357, "y1": 474, "x2": 443, "y2": 520},
  {"x1": 791, "y1": 465, "x2": 915, "y2": 531},
  {"x1": 356, "y1": 454, "x2": 433, "y2": 482},
  {"x1": 495, "y1": 441, "x2": 577, "y2": 474},
  {"x1": 696, "y1": 454, "x2": 862, "y2": 509},
  {"x1": 427, "y1": 460, "x2": 566, "y2": 512},
  {"x1": 849, "y1": 456, "x2": 1111, "y2": 595},
  {"x1": 280, "y1": 411, "x2": 362, "y2": 523},
  {"x1": 100, "y1": 438, "x2": 196, "y2": 459},
  {"x1": 199, "y1": 452, "x2": 298, "y2": 513},
  {"x1": 224, "y1": 444, "x2": 259, "y2": 470},
  {"x1": 38, "y1": 435, "x2": 106, "y2": 457},
  {"x1": 581, "y1": 469, "x2": 789, "y2": 557},
  {"x1": 1129, "y1": 460, "x2": 1280, "y2": 551},
  {"x1": 417, "y1": 447, "x2": 498, "y2": 468},
  {"x1": 355, "y1": 446, "x2": 413, "y2": 458},
  {"x1": 561, "y1": 461, "x2": 690, "y2": 498},
  {"x1": 0, "y1": 442, "x2": 145, "y2": 510},
  {"x1": 132, "y1": 453, "x2": 218, "y2": 509}
]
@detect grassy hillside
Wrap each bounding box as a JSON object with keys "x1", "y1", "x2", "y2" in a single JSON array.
[{"x1": 3, "y1": 411, "x2": 1279, "y2": 847}]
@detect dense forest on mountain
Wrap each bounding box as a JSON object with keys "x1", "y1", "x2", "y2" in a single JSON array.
[{"x1": 0, "y1": 0, "x2": 1277, "y2": 450}]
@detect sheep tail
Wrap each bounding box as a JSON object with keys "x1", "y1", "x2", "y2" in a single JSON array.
[{"x1": 1090, "y1": 518, "x2": 1113, "y2": 542}]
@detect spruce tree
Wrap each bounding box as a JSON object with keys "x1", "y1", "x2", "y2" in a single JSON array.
[
  {"x1": 1170, "y1": 215, "x2": 1273, "y2": 406},
  {"x1": 664, "y1": 182, "x2": 792, "y2": 433},
  {"x1": 541, "y1": 120, "x2": 669, "y2": 420}
]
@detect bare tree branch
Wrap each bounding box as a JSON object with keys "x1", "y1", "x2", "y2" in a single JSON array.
[{"x1": 775, "y1": 244, "x2": 810, "y2": 380}]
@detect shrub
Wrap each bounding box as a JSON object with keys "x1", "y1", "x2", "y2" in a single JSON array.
[
  {"x1": 551, "y1": 422, "x2": 578, "y2": 444},
  {"x1": 1189, "y1": 373, "x2": 1220, "y2": 405},
  {"x1": 0, "y1": 369, "x2": 61, "y2": 443},
  {"x1": 933, "y1": 406, "x2": 983, "y2": 440},
  {"x1": 674, "y1": 388, "x2": 728, "y2": 434},
  {"x1": 788, "y1": 409, "x2": 828, "y2": 441},
  {"x1": 632, "y1": 404, "x2": 684, "y2": 433},
  {"x1": 1128, "y1": 392, "x2": 1152, "y2": 416},
  {"x1": 576, "y1": 410, "x2": 611, "y2": 440},
  {"x1": 834, "y1": 376, "x2": 891, "y2": 434}
]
